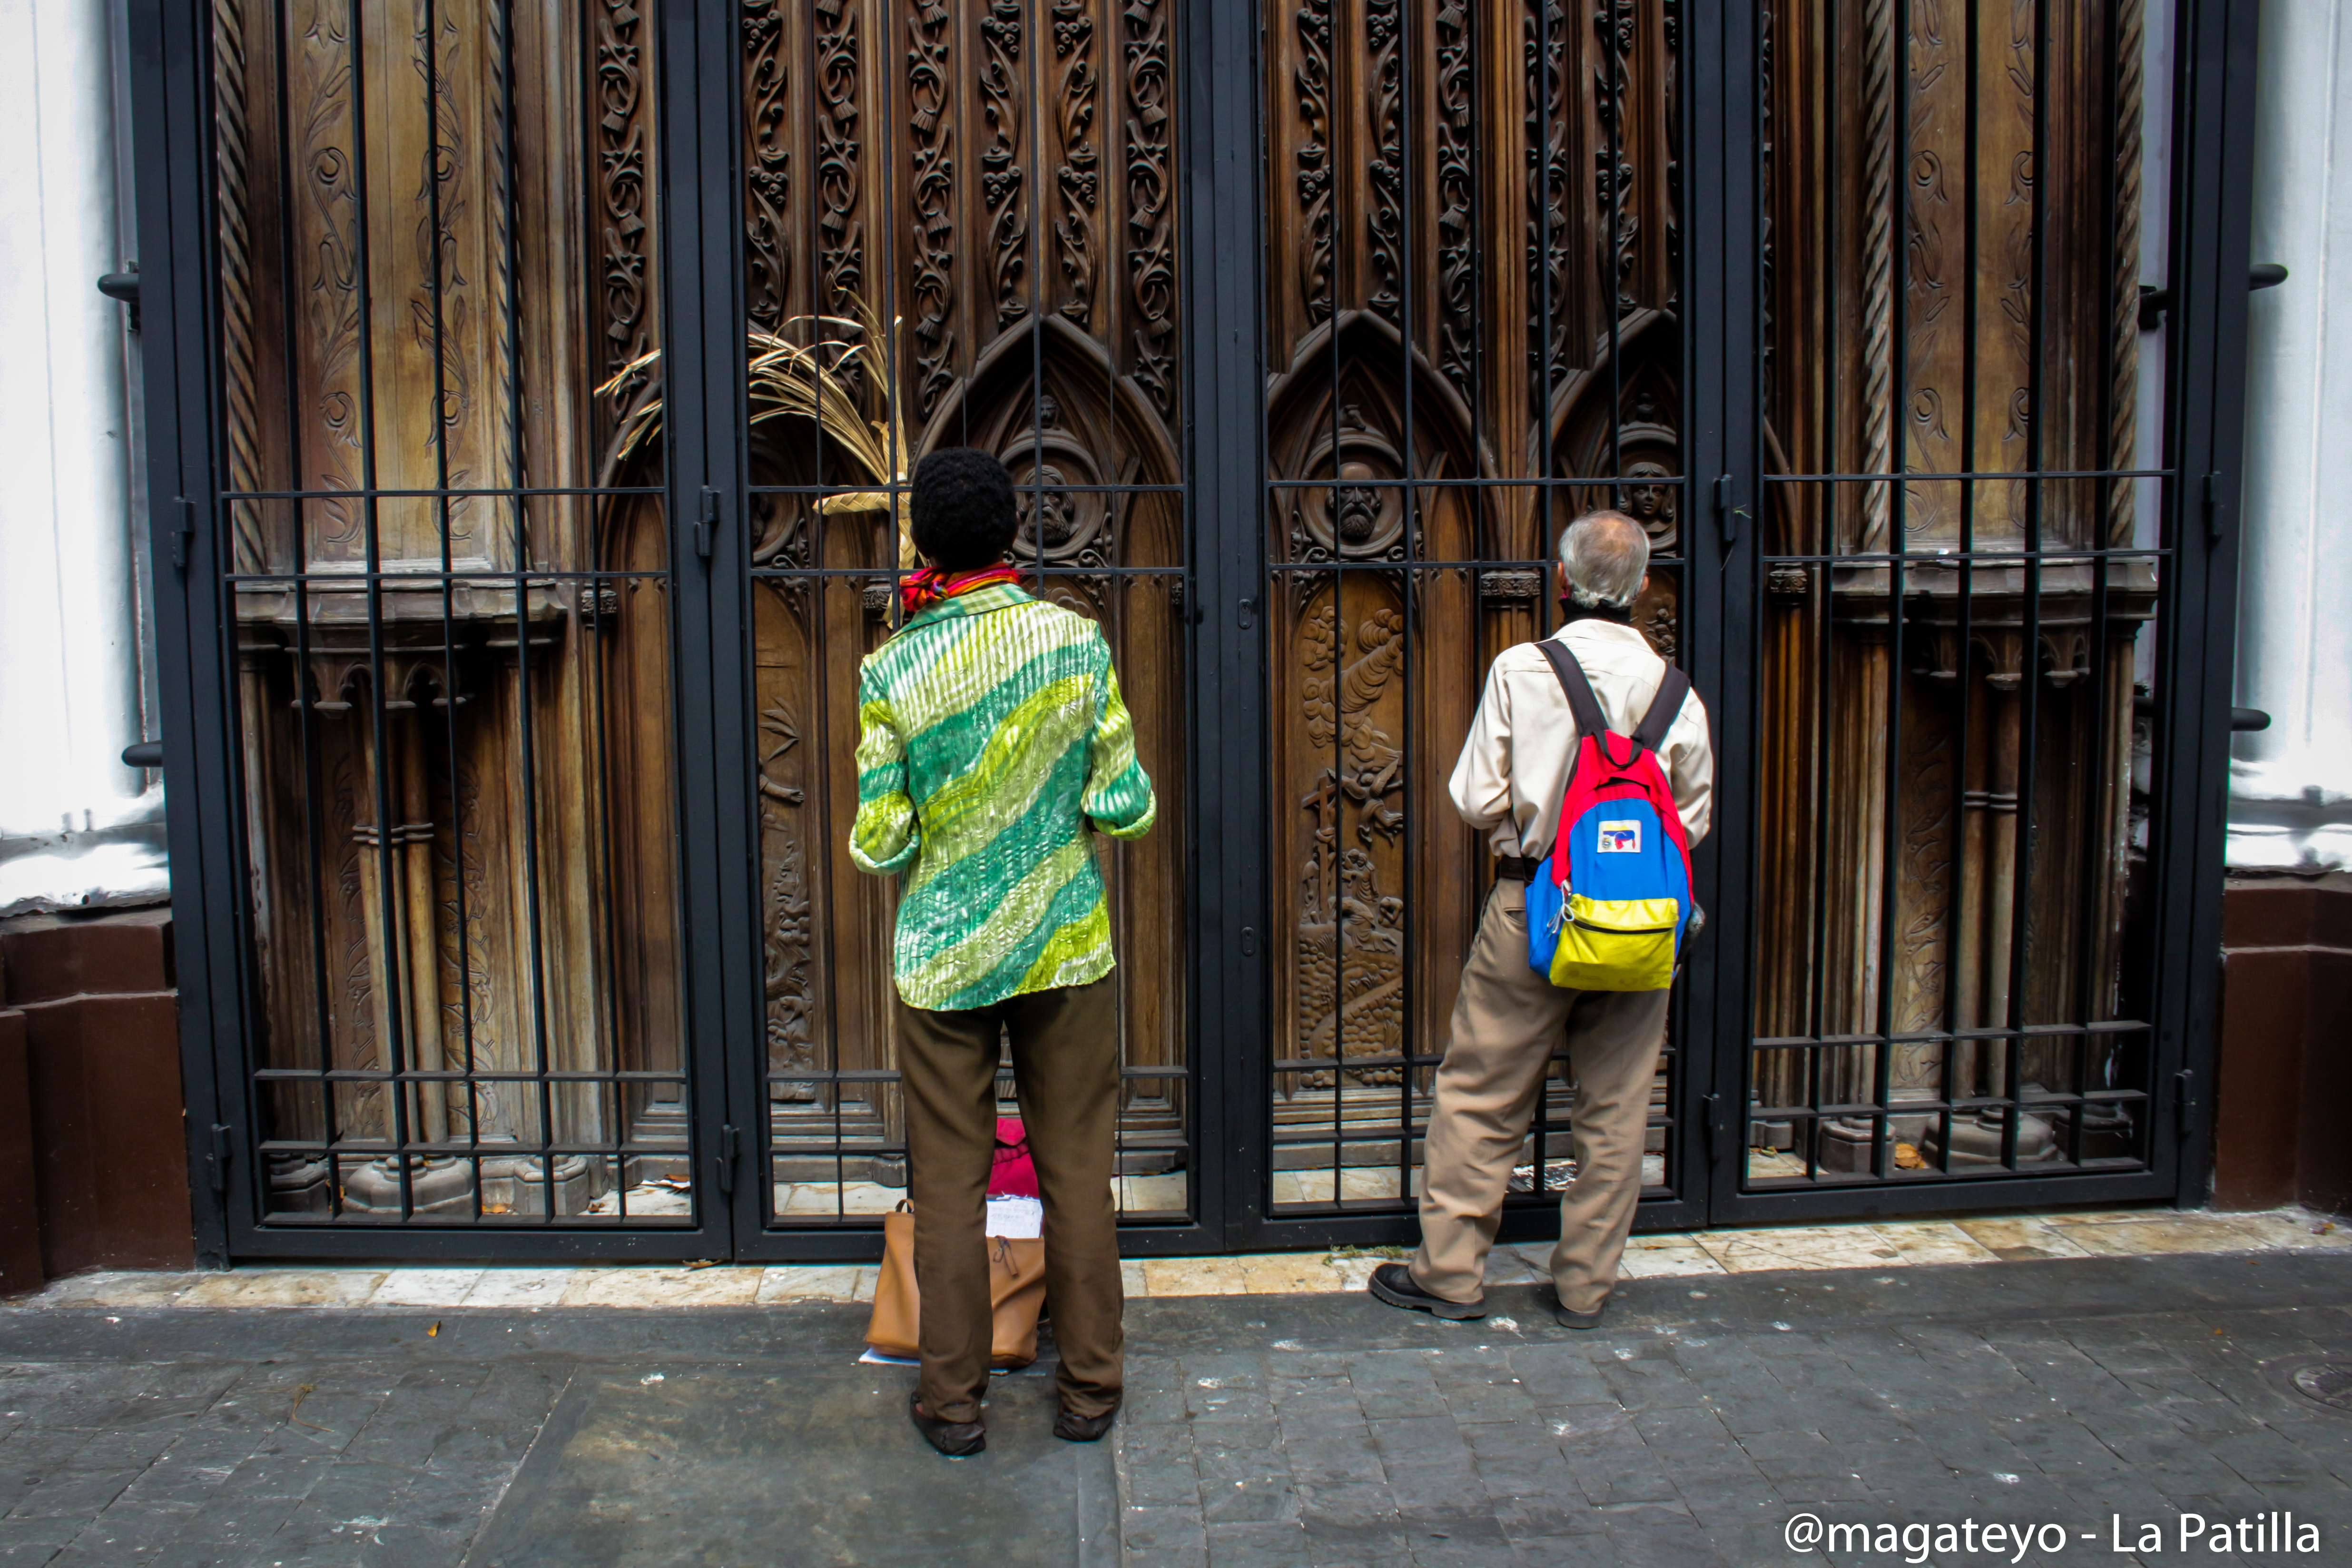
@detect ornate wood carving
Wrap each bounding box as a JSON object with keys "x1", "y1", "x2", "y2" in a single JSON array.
[
  {"x1": 1051, "y1": 0, "x2": 1099, "y2": 325},
  {"x1": 596, "y1": 0, "x2": 655, "y2": 427},
  {"x1": 1123, "y1": 0, "x2": 1175, "y2": 413},
  {"x1": 978, "y1": 0, "x2": 1026, "y2": 329},
  {"x1": 1364, "y1": 0, "x2": 1405, "y2": 323},
  {"x1": 816, "y1": 0, "x2": 865, "y2": 323},
  {"x1": 1431, "y1": 1, "x2": 1474, "y2": 397},
  {"x1": 906, "y1": 1, "x2": 957, "y2": 414},
  {"x1": 1294, "y1": 0, "x2": 1336, "y2": 321},
  {"x1": 742, "y1": 1, "x2": 792, "y2": 332}
]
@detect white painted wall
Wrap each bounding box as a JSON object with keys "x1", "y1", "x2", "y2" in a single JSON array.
[
  {"x1": 2233, "y1": 0, "x2": 2352, "y2": 871},
  {"x1": 0, "y1": 0, "x2": 162, "y2": 915}
]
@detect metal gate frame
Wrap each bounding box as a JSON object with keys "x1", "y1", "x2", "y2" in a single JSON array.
[{"x1": 136, "y1": 0, "x2": 2257, "y2": 1267}]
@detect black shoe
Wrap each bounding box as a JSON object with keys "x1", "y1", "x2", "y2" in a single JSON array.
[
  {"x1": 909, "y1": 1391, "x2": 986, "y2": 1457},
  {"x1": 1367, "y1": 1262, "x2": 1486, "y2": 1321},
  {"x1": 1551, "y1": 1294, "x2": 1608, "y2": 1331},
  {"x1": 1053, "y1": 1404, "x2": 1118, "y2": 1442}
]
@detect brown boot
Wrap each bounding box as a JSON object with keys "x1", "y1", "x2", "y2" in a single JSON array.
[{"x1": 908, "y1": 1391, "x2": 986, "y2": 1457}]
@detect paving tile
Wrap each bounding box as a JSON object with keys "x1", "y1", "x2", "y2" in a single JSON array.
[
  {"x1": 1867, "y1": 1220, "x2": 2000, "y2": 1266},
  {"x1": 557, "y1": 1264, "x2": 763, "y2": 1307},
  {"x1": 364, "y1": 1270, "x2": 485, "y2": 1308},
  {"x1": 175, "y1": 1271, "x2": 389, "y2": 1310},
  {"x1": 1143, "y1": 1258, "x2": 1253, "y2": 1297},
  {"x1": 1954, "y1": 1215, "x2": 2095, "y2": 1262},
  {"x1": 1693, "y1": 1226, "x2": 1903, "y2": 1273},
  {"x1": 26, "y1": 1274, "x2": 201, "y2": 1311},
  {"x1": 1236, "y1": 1252, "x2": 1343, "y2": 1295},
  {"x1": 2059, "y1": 1216, "x2": 2269, "y2": 1257},
  {"x1": 454, "y1": 1268, "x2": 579, "y2": 1308},
  {"x1": 1614, "y1": 1237, "x2": 1724, "y2": 1278},
  {"x1": 752, "y1": 1264, "x2": 867, "y2": 1304},
  {"x1": 2223, "y1": 1207, "x2": 2352, "y2": 1252}
]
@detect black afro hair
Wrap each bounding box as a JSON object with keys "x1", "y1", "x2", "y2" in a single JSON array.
[{"x1": 909, "y1": 447, "x2": 1020, "y2": 572}]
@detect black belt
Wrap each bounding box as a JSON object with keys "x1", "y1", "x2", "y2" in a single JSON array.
[{"x1": 1495, "y1": 855, "x2": 1543, "y2": 882}]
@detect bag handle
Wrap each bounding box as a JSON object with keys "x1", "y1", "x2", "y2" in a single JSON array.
[
  {"x1": 1634, "y1": 666, "x2": 1690, "y2": 752},
  {"x1": 1540, "y1": 638, "x2": 1689, "y2": 767},
  {"x1": 1537, "y1": 640, "x2": 1613, "y2": 742}
]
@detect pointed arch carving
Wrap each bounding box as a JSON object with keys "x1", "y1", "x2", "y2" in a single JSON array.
[{"x1": 1264, "y1": 310, "x2": 1483, "y2": 1095}]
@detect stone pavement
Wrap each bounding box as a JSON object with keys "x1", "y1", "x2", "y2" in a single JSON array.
[
  {"x1": 1112, "y1": 1252, "x2": 2352, "y2": 1567},
  {"x1": 2, "y1": 1246, "x2": 2350, "y2": 1566}
]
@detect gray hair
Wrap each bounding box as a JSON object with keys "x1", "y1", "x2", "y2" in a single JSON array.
[{"x1": 1557, "y1": 509, "x2": 1650, "y2": 610}]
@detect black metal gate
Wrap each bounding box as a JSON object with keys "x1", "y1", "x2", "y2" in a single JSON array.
[{"x1": 131, "y1": 0, "x2": 2257, "y2": 1265}]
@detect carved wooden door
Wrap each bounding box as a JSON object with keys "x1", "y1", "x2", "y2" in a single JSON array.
[
  {"x1": 714, "y1": 0, "x2": 1193, "y2": 1243},
  {"x1": 196, "y1": 0, "x2": 1195, "y2": 1253},
  {"x1": 1252, "y1": 0, "x2": 1695, "y2": 1221},
  {"x1": 167, "y1": 0, "x2": 2228, "y2": 1260}
]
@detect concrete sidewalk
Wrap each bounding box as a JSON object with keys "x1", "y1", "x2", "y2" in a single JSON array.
[{"x1": 2, "y1": 1247, "x2": 2350, "y2": 1566}]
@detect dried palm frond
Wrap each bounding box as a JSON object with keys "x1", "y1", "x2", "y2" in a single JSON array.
[{"x1": 594, "y1": 299, "x2": 915, "y2": 566}]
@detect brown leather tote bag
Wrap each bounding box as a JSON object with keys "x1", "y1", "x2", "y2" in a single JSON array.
[{"x1": 866, "y1": 1203, "x2": 1048, "y2": 1369}]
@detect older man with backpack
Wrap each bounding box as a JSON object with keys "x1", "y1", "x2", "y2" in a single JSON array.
[{"x1": 1370, "y1": 509, "x2": 1713, "y2": 1330}]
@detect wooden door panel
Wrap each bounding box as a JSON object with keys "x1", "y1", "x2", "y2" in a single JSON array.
[
  {"x1": 1260, "y1": 0, "x2": 1686, "y2": 1209},
  {"x1": 732, "y1": 0, "x2": 1191, "y2": 1221},
  {"x1": 213, "y1": 0, "x2": 689, "y2": 1225}
]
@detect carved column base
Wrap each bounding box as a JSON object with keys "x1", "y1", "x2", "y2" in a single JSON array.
[
  {"x1": 339, "y1": 1154, "x2": 477, "y2": 1215},
  {"x1": 264, "y1": 1152, "x2": 334, "y2": 1215},
  {"x1": 1921, "y1": 1106, "x2": 2062, "y2": 1169},
  {"x1": 1816, "y1": 1115, "x2": 1880, "y2": 1173}
]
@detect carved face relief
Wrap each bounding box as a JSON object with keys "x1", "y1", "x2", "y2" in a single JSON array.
[
  {"x1": 1298, "y1": 454, "x2": 1406, "y2": 560},
  {"x1": 1623, "y1": 460, "x2": 1678, "y2": 543}
]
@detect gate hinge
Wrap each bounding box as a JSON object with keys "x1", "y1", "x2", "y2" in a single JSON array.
[
  {"x1": 170, "y1": 496, "x2": 197, "y2": 572},
  {"x1": 1701, "y1": 1093, "x2": 1726, "y2": 1164},
  {"x1": 1712, "y1": 474, "x2": 1739, "y2": 546},
  {"x1": 206, "y1": 1123, "x2": 232, "y2": 1195},
  {"x1": 2173, "y1": 1069, "x2": 2198, "y2": 1139},
  {"x1": 714, "y1": 1123, "x2": 740, "y2": 1194},
  {"x1": 2203, "y1": 472, "x2": 2227, "y2": 543},
  {"x1": 695, "y1": 487, "x2": 719, "y2": 560}
]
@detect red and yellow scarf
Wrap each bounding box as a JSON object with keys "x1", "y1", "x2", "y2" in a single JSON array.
[{"x1": 900, "y1": 562, "x2": 1021, "y2": 616}]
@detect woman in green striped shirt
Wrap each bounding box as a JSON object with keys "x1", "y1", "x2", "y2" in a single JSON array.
[{"x1": 851, "y1": 447, "x2": 1154, "y2": 1457}]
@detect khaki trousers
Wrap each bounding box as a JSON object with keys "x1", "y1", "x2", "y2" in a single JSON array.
[
  {"x1": 1411, "y1": 878, "x2": 1671, "y2": 1314},
  {"x1": 896, "y1": 975, "x2": 1122, "y2": 1425}
]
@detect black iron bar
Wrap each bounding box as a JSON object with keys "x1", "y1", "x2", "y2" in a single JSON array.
[
  {"x1": 1265, "y1": 474, "x2": 1691, "y2": 490},
  {"x1": 1791, "y1": 0, "x2": 1845, "y2": 1190},
  {"x1": 223, "y1": 486, "x2": 668, "y2": 499},
  {"x1": 1607, "y1": 0, "x2": 1623, "y2": 495},
  {"x1": 421, "y1": 0, "x2": 483, "y2": 1225},
  {"x1": 496, "y1": 0, "x2": 534, "y2": 1218},
  {"x1": 341, "y1": 7, "x2": 417, "y2": 1224},
  {"x1": 1874, "y1": 0, "x2": 1914, "y2": 1186},
  {"x1": 1396, "y1": 0, "x2": 1421, "y2": 1223},
  {"x1": 1760, "y1": 468, "x2": 2174, "y2": 483},
  {"x1": 583, "y1": 493, "x2": 629, "y2": 1214},
  {"x1": 290, "y1": 572, "x2": 344, "y2": 1218},
  {"x1": 227, "y1": 567, "x2": 680, "y2": 585},
  {"x1": 1939, "y1": 0, "x2": 1983, "y2": 1179},
  {"x1": 2070, "y1": 0, "x2": 2130, "y2": 1173},
  {"x1": 2002, "y1": 0, "x2": 2054, "y2": 1178}
]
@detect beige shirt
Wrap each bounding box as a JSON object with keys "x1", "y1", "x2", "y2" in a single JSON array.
[{"x1": 1448, "y1": 620, "x2": 1714, "y2": 858}]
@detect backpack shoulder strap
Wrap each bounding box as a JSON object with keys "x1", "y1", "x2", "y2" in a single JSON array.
[
  {"x1": 1633, "y1": 665, "x2": 1691, "y2": 753},
  {"x1": 1537, "y1": 639, "x2": 1613, "y2": 741}
]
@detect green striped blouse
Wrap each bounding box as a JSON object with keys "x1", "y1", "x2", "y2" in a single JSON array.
[{"x1": 849, "y1": 582, "x2": 1157, "y2": 1011}]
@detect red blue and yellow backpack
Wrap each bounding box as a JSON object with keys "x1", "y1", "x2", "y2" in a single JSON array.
[{"x1": 1522, "y1": 642, "x2": 1694, "y2": 991}]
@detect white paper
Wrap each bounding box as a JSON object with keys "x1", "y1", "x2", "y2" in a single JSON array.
[{"x1": 984, "y1": 1195, "x2": 1044, "y2": 1239}]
